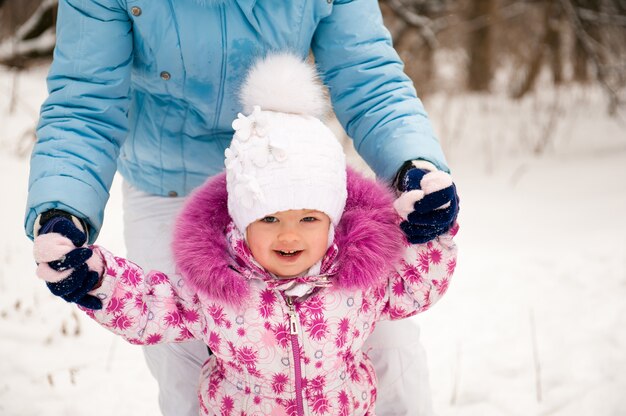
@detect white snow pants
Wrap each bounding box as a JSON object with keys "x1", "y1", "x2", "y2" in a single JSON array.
[{"x1": 122, "y1": 181, "x2": 434, "y2": 416}]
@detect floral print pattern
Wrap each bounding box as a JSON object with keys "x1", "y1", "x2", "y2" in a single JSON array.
[{"x1": 83, "y1": 221, "x2": 457, "y2": 415}]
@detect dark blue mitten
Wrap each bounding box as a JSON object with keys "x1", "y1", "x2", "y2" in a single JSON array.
[
  {"x1": 36, "y1": 213, "x2": 103, "y2": 310},
  {"x1": 393, "y1": 163, "x2": 459, "y2": 244}
]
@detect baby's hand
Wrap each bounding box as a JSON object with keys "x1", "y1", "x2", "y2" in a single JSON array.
[
  {"x1": 393, "y1": 164, "x2": 459, "y2": 244},
  {"x1": 34, "y1": 217, "x2": 103, "y2": 310}
]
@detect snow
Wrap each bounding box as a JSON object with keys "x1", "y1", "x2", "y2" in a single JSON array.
[{"x1": 1, "y1": 64, "x2": 625, "y2": 415}]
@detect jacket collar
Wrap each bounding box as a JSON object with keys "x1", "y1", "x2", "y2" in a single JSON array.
[{"x1": 172, "y1": 168, "x2": 404, "y2": 307}]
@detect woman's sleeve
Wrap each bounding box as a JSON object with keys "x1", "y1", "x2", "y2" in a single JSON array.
[
  {"x1": 381, "y1": 223, "x2": 459, "y2": 320},
  {"x1": 80, "y1": 246, "x2": 208, "y2": 346},
  {"x1": 311, "y1": 0, "x2": 449, "y2": 181},
  {"x1": 25, "y1": 0, "x2": 133, "y2": 243}
]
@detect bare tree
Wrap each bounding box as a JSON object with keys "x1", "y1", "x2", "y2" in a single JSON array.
[
  {"x1": 546, "y1": 0, "x2": 564, "y2": 84},
  {"x1": 502, "y1": 0, "x2": 625, "y2": 114},
  {"x1": 571, "y1": 0, "x2": 601, "y2": 82},
  {"x1": 466, "y1": 0, "x2": 496, "y2": 91},
  {"x1": 0, "y1": 0, "x2": 57, "y2": 68},
  {"x1": 510, "y1": 0, "x2": 564, "y2": 98},
  {"x1": 560, "y1": 0, "x2": 625, "y2": 113},
  {"x1": 380, "y1": 0, "x2": 456, "y2": 95}
]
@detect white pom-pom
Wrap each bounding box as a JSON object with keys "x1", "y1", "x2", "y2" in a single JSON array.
[{"x1": 239, "y1": 53, "x2": 330, "y2": 118}]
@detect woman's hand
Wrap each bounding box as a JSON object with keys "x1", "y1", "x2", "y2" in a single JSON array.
[
  {"x1": 34, "y1": 216, "x2": 103, "y2": 310},
  {"x1": 393, "y1": 163, "x2": 459, "y2": 244}
]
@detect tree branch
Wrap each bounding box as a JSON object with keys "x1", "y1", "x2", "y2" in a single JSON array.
[
  {"x1": 559, "y1": 0, "x2": 622, "y2": 113},
  {"x1": 385, "y1": 0, "x2": 440, "y2": 48},
  {"x1": 0, "y1": 0, "x2": 58, "y2": 68},
  {"x1": 578, "y1": 8, "x2": 626, "y2": 26}
]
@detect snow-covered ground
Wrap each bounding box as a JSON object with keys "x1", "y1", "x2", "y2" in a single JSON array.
[{"x1": 1, "y1": 65, "x2": 624, "y2": 416}]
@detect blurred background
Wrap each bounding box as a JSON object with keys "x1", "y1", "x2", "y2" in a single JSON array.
[
  {"x1": 1, "y1": 1, "x2": 625, "y2": 415},
  {"x1": 2, "y1": 0, "x2": 626, "y2": 103}
]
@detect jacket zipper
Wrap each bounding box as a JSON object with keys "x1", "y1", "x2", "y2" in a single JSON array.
[{"x1": 286, "y1": 296, "x2": 305, "y2": 415}]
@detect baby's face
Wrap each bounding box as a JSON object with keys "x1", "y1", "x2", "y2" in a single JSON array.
[{"x1": 246, "y1": 209, "x2": 330, "y2": 278}]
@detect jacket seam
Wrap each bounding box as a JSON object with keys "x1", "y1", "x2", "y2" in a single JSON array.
[
  {"x1": 165, "y1": 0, "x2": 187, "y2": 89},
  {"x1": 180, "y1": 105, "x2": 190, "y2": 191},
  {"x1": 212, "y1": 5, "x2": 228, "y2": 133},
  {"x1": 158, "y1": 103, "x2": 173, "y2": 192},
  {"x1": 129, "y1": 91, "x2": 145, "y2": 164},
  {"x1": 295, "y1": 0, "x2": 308, "y2": 49}
]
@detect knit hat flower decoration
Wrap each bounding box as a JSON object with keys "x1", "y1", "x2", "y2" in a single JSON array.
[
  {"x1": 225, "y1": 107, "x2": 291, "y2": 209},
  {"x1": 225, "y1": 53, "x2": 347, "y2": 234}
]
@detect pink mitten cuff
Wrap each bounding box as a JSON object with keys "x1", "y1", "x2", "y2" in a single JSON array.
[{"x1": 86, "y1": 246, "x2": 105, "y2": 277}]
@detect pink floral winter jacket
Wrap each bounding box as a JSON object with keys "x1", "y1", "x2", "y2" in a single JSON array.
[{"x1": 83, "y1": 169, "x2": 458, "y2": 416}]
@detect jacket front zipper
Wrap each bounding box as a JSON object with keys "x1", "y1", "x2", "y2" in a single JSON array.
[{"x1": 286, "y1": 296, "x2": 305, "y2": 415}]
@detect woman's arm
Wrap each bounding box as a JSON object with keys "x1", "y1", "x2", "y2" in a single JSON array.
[
  {"x1": 312, "y1": 0, "x2": 449, "y2": 181},
  {"x1": 25, "y1": 0, "x2": 133, "y2": 243}
]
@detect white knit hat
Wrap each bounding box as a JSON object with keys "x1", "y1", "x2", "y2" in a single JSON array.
[{"x1": 225, "y1": 53, "x2": 347, "y2": 233}]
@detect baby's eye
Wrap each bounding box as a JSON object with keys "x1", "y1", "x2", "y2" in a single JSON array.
[
  {"x1": 260, "y1": 216, "x2": 278, "y2": 223},
  {"x1": 301, "y1": 216, "x2": 318, "y2": 222}
]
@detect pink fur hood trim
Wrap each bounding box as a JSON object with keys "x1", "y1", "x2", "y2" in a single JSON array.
[{"x1": 172, "y1": 168, "x2": 404, "y2": 306}]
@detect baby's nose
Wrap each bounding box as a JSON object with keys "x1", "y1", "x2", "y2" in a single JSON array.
[{"x1": 277, "y1": 228, "x2": 300, "y2": 243}]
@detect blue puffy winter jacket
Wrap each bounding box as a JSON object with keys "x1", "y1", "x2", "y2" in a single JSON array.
[{"x1": 25, "y1": 0, "x2": 449, "y2": 242}]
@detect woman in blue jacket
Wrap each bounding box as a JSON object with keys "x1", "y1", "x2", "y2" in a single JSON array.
[{"x1": 26, "y1": 1, "x2": 455, "y2": 415}]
